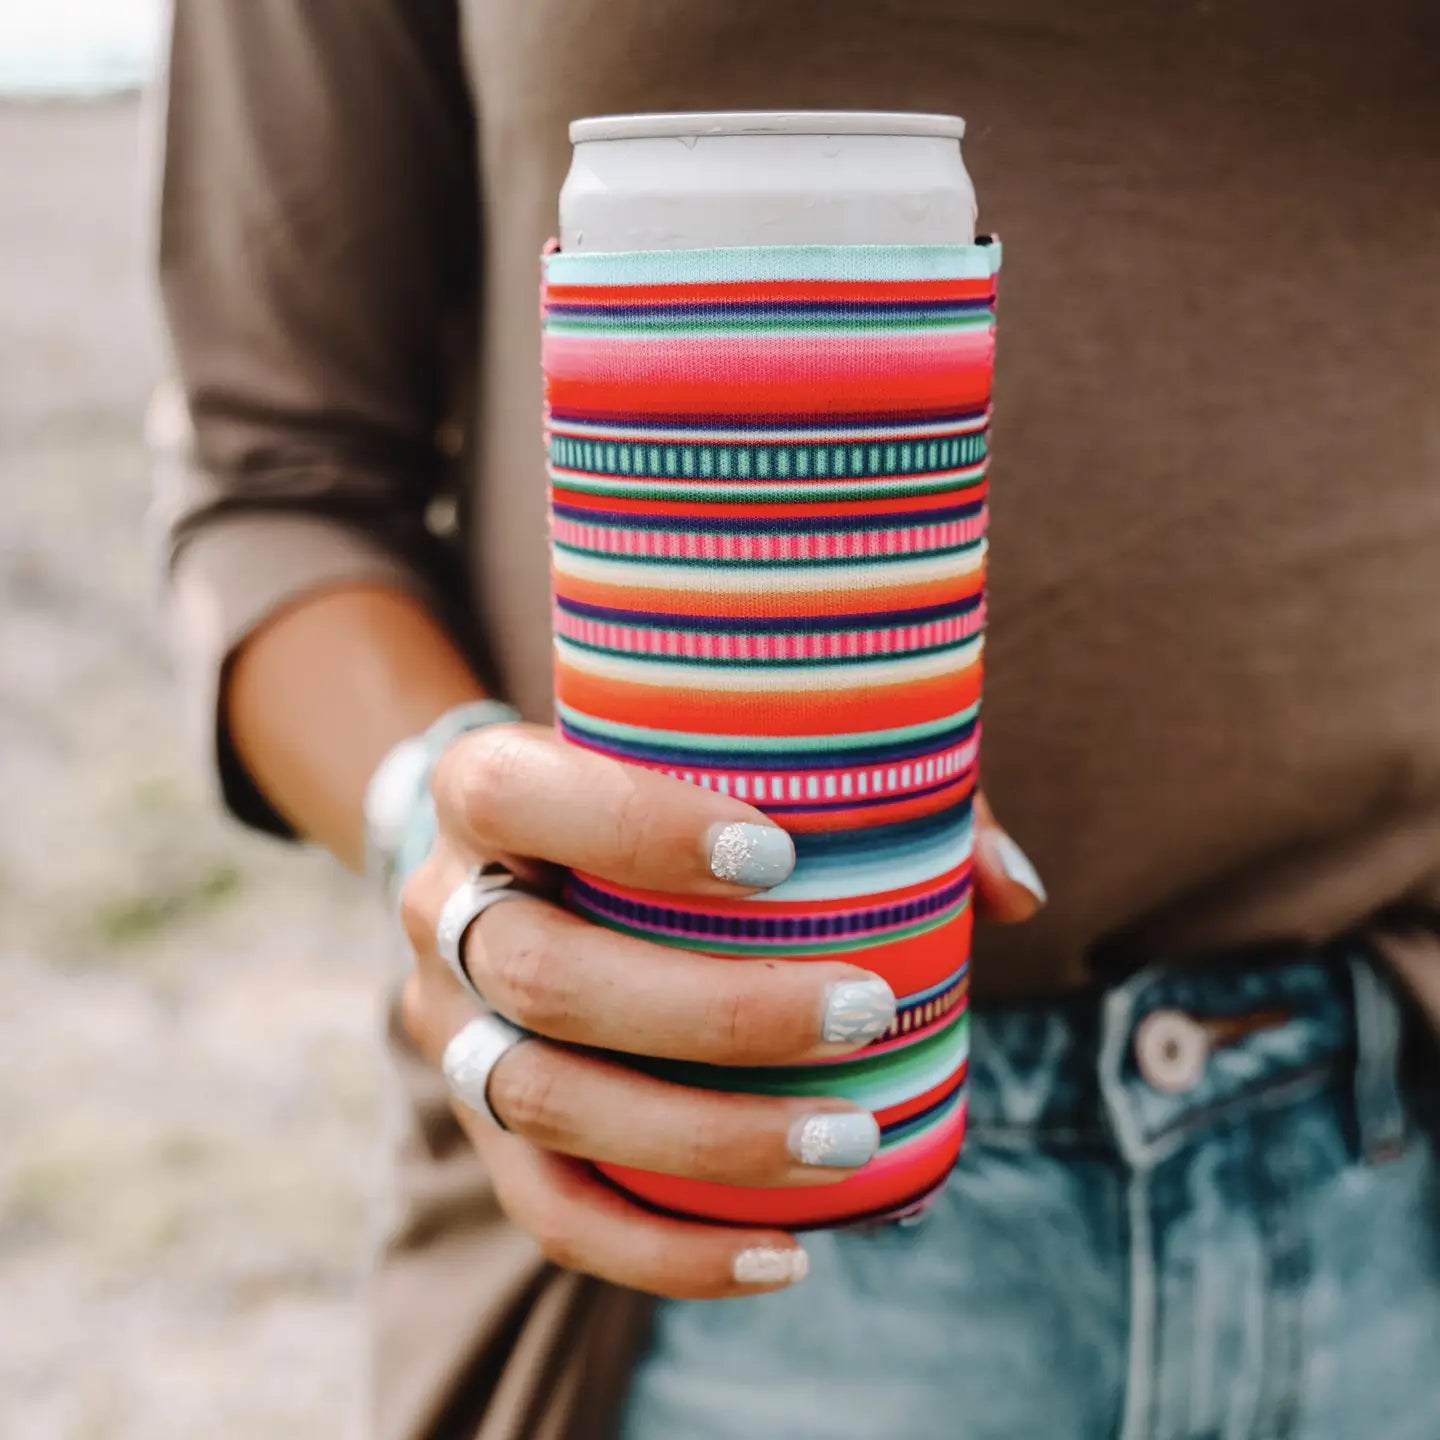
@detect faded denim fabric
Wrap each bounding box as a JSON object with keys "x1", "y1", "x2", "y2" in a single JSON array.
[{"x1": 618, "y1": 952, "x2": 1440, "y2": 1440}]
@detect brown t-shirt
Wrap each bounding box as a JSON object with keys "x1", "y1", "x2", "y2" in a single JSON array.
[{"x1": 154, "y1": 2, "x2": 1440, "y2": 1436}]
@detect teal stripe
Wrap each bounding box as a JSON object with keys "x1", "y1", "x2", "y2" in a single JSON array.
[
  {"x1": 550, "y1": 432, "x2": 988, "y2": 480},
  {"x1": 545, "y1": 241, "x2": 1003, "y2": 287},
  {"x1": 764, "y1": 815, "x2": 972, "y2": 902},
  {"x1": 555, "y1": 701, "x2": 980, "y2": 755}
]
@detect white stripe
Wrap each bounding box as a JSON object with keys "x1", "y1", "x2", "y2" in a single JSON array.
[{"x1": 552, "y1": 539, "x2": 987, "y2": 592}]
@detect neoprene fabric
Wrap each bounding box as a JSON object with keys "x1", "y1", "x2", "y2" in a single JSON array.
[{"x1": 542, "y1": 242, "x2": 1001, "y2": 1226}]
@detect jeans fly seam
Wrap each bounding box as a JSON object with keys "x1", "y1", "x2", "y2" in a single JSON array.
[{"x1": 1098, "y1": 981, "x2": 1156, "y2": 1440}]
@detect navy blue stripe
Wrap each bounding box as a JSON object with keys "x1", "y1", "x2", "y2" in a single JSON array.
[
  {"x1": 557, "y1": 715, "x2": 977, "y2": 771},
  {"x1": 569, "y1": 871, "x2": 972, "y2": 943},
  {"x1": 556, "y1": 591, "x2": 982, "y2": 635},
  {"x1": 551, "y1": 498, "x2": 983, "y2": 534}
]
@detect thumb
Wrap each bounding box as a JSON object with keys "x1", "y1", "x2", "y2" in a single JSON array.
[{"x1": 972, "y1": 791, "x2": 1047, "y2": 924}]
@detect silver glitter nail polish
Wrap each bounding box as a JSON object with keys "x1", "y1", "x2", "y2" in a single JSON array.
[
  {"x1": 821, "y1": 977, "x2": 897, "y2": 1044},
  {"x1": 707, "y1": 821, "x2": 795, "y2": 888},
  {"x1": 991, "y1": 831, "x2": 1047, "y2": 904},
  {"x1": 732, "y1": 1246, "x2": 810, "y2": 1286},
  {"x1": 789, "y1": 1112, "x2": 880, "y2": 1168}
]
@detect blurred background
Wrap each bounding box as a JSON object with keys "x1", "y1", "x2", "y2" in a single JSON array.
[{"x1": 2, "y1": 4, "x2": 388, "y2": 1434}]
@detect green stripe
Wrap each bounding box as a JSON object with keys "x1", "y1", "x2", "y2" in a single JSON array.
[{"x1": 550, "y1": 433, "x2": 988, "y2": 481}]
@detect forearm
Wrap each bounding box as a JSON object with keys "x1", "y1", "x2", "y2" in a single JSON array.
[{"x1": 227, "y1": 584, "x2": 486, "y2": 871}]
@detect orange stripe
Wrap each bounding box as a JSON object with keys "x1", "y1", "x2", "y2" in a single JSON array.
[{"x1": 554, "y1": 661, "x2": 983, "y2": 735}]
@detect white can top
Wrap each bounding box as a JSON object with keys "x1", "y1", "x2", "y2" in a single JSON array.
[
  {"x1": 568, "y1": 111, "x2": 967, "y2": 143},
  {"x1": 560, "y1": 110, "x2": 976, "y2": 253}
]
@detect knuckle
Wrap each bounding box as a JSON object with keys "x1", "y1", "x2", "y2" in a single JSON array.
[
  {"x1": 534, "y1": 1220, "x2": 584, "y2": 1274},
  {"x1": 485, "y1": 926, "x2": 575, "y2": 1035},
  {"x1": 398, "y1": 869, "x2": 435, "y2": 955},
  {"x1": 675, "y1": 1112, "x2": 742, "y2": 1183},
  {"x1": 680, "y1": 1108, "x2": 780, "y2": 1186},
  {"x1": 706, "y1": 983, "x2": 784, "y2": 1064},
  {"x1": 489, "y1": 1047, "x2": 568, "y2": 1145},
  {"x1": 435, "y1": 725, "x2": 529, "y2": 840},
  {"x1": 608, "y1": 771, "x2": 658, "y2": 875},
  {"x1": 520, "y1": 1192, "x2": 584, "y2": 1273},
  {"x1": 399, "y1": 973, "x2": 429, "y2": 1050}
]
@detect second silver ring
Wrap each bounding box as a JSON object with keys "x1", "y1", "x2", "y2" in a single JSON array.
[{"x1": 435, "y1": 863, "x2": 530, "y2": 1002}]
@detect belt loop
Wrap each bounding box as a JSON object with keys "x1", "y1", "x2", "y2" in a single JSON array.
[{"x1": 1347, "y1": 950, "x2": 1408, "y2": 1165}]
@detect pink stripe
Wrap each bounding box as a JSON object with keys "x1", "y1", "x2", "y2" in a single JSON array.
[
  {"x1": 552, "y1": 507, "x2": 988, "y2": 560},
  {"x1": 544, "y1": 329, "x2": 995, "y2": 387}
]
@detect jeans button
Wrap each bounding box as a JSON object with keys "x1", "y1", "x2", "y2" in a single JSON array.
[{"x1": 1134, "y1": 1009, "x2": 1210, "y2": 1093}]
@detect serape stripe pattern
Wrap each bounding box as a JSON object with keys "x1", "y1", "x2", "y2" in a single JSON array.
[{"x1": 542, "y1": 241, "x2": 1001, "y2": 1226}]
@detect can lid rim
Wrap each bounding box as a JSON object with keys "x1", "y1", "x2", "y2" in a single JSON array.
[{"x1": 569, "y1": 111, "x2": 966, "y2": 143}]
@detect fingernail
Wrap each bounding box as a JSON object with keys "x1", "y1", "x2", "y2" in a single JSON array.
[
  {"x1": 707, "y1": 822, "x2": 795, "y2": 888},
  {"x1": 732, "y1": 1246, "x2": 810, "y2": 1287},
  {"x1": 991, "y1": 831, "x2": 1048, "y2": 905},
  {"x1": 821, "y1": 977, "x2": 896, "y2": 1044},
  {"x1": 788, "y1": 1112, "x2": 880, "y2": 1169}
]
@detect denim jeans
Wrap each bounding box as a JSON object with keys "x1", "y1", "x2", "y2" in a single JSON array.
[{"x1": 617, "y1": 950, "x2": 1440, "y2": 1440}]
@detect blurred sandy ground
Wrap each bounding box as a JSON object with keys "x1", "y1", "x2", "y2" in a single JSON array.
[{"x1": 1, "y1": 97, "x2": 392, "y2": 1438}]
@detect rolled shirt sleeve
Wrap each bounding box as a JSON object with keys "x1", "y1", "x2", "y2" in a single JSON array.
[{"x1": 152, "y1": 0, "x2": 477, "y2": 833}]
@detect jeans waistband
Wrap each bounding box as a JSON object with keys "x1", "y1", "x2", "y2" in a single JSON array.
[{"x1": 966, "y1": 947, "x2": 1408, "y2": 1168}]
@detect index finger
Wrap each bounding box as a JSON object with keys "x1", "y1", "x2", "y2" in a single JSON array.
[{"x1": 433, "y1": 723, "x2": 795, "y2": 896}]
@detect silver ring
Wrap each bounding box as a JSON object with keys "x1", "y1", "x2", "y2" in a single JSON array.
[
  {"x1": 435, "y1": 863, "x2": 529, "y2": 1001},
  {"x1": 442, "y1": 1013, "x2": 530, "y2": 1128}
]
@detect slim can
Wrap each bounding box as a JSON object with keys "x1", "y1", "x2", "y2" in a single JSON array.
[{"x1": 546, "y1": 111, "x2": 995, "y2": 1226}]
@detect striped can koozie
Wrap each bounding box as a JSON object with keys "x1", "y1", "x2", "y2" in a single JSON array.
[{"x1": 541, "y1": 238, "x2": 1000, "y2": 1228}]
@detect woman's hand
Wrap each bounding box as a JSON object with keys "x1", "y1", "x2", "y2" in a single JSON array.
[{"x1": 399, "y1": 722, "x2": 1043, "y2": 1300}]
